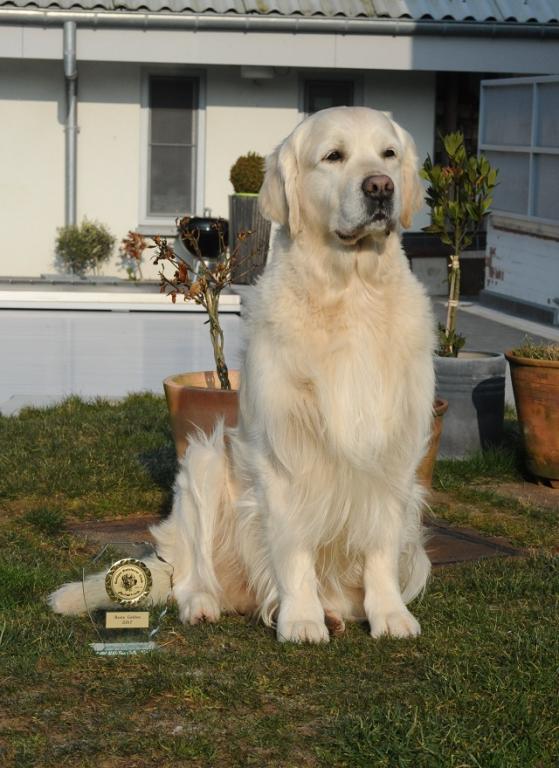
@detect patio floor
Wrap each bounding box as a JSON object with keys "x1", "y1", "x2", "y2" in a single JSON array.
[{"x1": 66, "y1": 512, "x2": 524, "y2": 567}]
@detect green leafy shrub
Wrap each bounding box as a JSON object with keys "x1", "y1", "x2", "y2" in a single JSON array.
[
  {"x1": 229, "y1": 151, "x2": 265, "y2": 194},
  {"x1": 421, "y1": 133, "x2": 498, "y2": 357},
  {"x1": 55, "y1": 218, "x2": 116, "y2": 276}
]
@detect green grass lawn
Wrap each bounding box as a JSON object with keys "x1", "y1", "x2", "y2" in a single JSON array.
[{"x1": 1, "y1": 397, "x2": 558, "y2": 767}]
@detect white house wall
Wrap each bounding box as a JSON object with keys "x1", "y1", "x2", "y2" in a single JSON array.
[
  {"x1": 0, "y1": 60, "x2": 434, "y2": 277},
  {"x1": 204, "y1": 67, "x2": 300, "y2": 224},
  {"x1": 0, "y1": 59, "x2": 65, "y2": 276},
  {"x1": 486, "y1": 221, "x2": 559, "y2": 318},
  {"x1": 77, "y1": 61, "x2": 141, "y2": 274}
]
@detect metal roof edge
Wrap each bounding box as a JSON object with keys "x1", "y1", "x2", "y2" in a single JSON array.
[{"x1": 0, "y1": 8, "x2": 558, "y2": 36}]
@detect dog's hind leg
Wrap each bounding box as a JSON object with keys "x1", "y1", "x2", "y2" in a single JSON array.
[{"x1": 153, "y1": 425, "x2": 230, "y2": 626}]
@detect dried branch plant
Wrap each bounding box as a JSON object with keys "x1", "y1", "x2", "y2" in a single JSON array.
[{"x1": 152, "y1": 217, "x2": 252, "y2": 390}]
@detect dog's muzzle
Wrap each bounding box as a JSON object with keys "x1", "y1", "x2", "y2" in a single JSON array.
[{"x1": 362, "y1": 174, "x2": 394, "y2": 223}]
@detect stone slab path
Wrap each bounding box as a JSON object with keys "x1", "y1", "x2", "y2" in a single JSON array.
[{"x1": 67, "y1": 515, "x2": 523, "y2": 567}]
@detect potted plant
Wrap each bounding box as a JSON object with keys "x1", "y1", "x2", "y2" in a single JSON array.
[
  {"x1": 505, "y1": 339, "x2": 559, "y2": 488},
  {"x1": 55, "y1": 218, "x2": 115, "y2": 277},
  {"x1": 153, "y1": 220, "x2": 245, "y2": 459},
  {"x1": 228, "y1": 151, "x2": 271, "y2": 284},
  {"x1": 421, "y1": 132, "x2": 503, "y2": 459},
  {"x1": 119, "y1": 230, "x2": 148, "y2": 281}
]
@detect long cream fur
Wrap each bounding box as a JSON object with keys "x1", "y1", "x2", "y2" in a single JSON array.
[{"x1": 50, "y1": 107, "x2": 436, "y2": 643}]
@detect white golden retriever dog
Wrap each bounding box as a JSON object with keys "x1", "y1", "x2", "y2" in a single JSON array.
[{"x1": 50, "y1": 107, "x2": 436, "y2": 643}]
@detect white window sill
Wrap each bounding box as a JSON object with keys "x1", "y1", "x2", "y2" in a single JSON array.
[{"x1": 491, "y1": 213, "x2": 559, "y2": 241}]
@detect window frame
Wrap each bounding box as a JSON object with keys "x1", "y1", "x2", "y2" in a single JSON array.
[
  {"x1": 479, "y1": 75, "x2": 559, "y2": 235},
  {"x1": 299, "y1": 74, "x2": 363, "y2": 117},
  {"x1": 139, "y1": 68, "x2": 206, "y2": 234}
]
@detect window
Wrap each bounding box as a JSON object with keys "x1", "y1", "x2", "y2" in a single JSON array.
[
  {"x1": 479, "y1": 76, "x2": 559, "y2": 225},
  {"x1": 147, "y1": 76, "x2": 198, "y2": 218},
  {"x1": 304, "y1": 79, "x2": 354, "y2": 115}
]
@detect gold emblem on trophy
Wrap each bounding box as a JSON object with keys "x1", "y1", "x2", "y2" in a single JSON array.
[{"x1": 105, "y1": 558, "x2": 153, "y2": 605}]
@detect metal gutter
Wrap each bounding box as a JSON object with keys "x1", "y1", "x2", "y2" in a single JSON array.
[
  {"x1": 0, "y1": 9, "x2": 558, "y2": 37},
  {"x1": 63, "y1": 20, "x2": 77, "y2": 227}
]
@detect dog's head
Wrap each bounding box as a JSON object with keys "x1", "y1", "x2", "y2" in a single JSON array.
[{"x1": 259, "y1": 107, "x2": 424, "y2": 246}]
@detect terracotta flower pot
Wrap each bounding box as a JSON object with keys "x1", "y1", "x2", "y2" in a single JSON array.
[
  {"x1": 165, "y1": 371, "x2": 446, "y2": 489},
  {"x1": 163, "y1": 371, "x2": 240, "y2": 460},
  {"x1": 416, "y1": 398, "x2": 449, "y2": 489},
  {"x1": 505, "y1": 351, "x2": 559, "y2": 488}
]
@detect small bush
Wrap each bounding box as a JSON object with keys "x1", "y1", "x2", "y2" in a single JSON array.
[
  {"x1": 55, "y1": 218, "x2": 116, "y2": 276},
  {"x1": 229, "y1": 151, "x2": 265, "y2": 194}
]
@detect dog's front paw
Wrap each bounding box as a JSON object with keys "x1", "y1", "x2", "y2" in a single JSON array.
[
  {"x1": 178, "y1": 592, "x2": 221, "y2": 626},
  {"x1": 277, "y1": 618, "x2": 330, "y2": 644},
  {"x1": 369, "y1": 608, "x2": 421, "y2": 639}
]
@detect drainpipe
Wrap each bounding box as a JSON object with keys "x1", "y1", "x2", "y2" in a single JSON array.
[{"x1": 63, "y1": 21, "x2": 77, "y2": 226}]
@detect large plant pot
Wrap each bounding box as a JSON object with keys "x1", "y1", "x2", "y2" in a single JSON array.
[
  {"x1": 163, "y1": 371, "x2": 240, "y2": 460},
  {"x1": 505, "y1": 352, "x2": 559, "y2": 488},
  {"x1": 229, "y1": 194, "x2": 271, "y2": 284},
  {"x1": 435, "y1": 352, "x2": 506, "y2": 459},
  {"x1": 165, "y1": 371, "x2": 444, "y2": 489},
  {"x1": 416, "y1": 398, "x2": 449, "y2": 488}
]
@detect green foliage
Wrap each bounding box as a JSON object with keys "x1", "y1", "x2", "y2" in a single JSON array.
[
  {"x1": 512, "y1": 337, "x2": 559, "y2": 361},
  {"x1": 421, "y1": 132, "x2": 498, "y2": 356},
  {"x1": 420, "y1": 133, "x2": 498, "y2": 255},
  {"x1": 55, "y1": 218, "x2": 116, "y2": 276},
  {"x1": 229, "y1": 151, "x2": 265, "y2": 194},
  {"x1": 436, "y1": 322, "x2": 465, "y2": 358}
]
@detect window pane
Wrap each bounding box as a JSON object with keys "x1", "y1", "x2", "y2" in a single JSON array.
[
  {"x1": 306, "y1": 81, "x2": 354, "y2": 114},
  {"x1": 149, "y1": 146, "x2": 193, "y2": 215},
  {"x1": 150, "y1": 77, "x2": 195, "y2": 145},
  {"x1": 534, "y1": 154, "x2": 559, "y2": 221},
  {"x1": 485, "y1": 151, "x2": 529, "y2": 215},
  {"x1": 537, "y1": 82, "x2": 559, "y2": 148},
  {"x1": 483, "y1": 85, "x2": 532, "y2": 146}
]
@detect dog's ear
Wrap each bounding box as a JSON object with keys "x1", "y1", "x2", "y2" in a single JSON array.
[
  {"x1": 259, "y1": 137, "x2": 301, "y2": 236},
  {"x1": 393, "y1": 124, "x2": 424, "y2": 230}
]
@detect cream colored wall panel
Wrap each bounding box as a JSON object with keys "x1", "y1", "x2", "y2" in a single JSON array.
[
  {"x1": 364, "y1": 70, "x2": 435, "y2": 231},
  {"x1": 204, "y1": 68, "x2": 300, "y2": 219},
  {"x1": 0, "y1": 59, "x2": 64, "y2": 276},
  {"x1": 76, "y1": 62, "x2": 147, "y2": 277}
]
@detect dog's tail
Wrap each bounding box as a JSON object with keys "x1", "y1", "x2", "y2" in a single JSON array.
[
  {"x1": 400, "y1": 538, "x2": 431, "y2": 605},
  {"x1": 48, "y1": 554, "x2": 173, "y2": 616}
]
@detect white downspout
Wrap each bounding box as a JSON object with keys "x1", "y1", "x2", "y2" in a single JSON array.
[{"x1": 63, "y1": 21, "x2": 77, "y2": 226}]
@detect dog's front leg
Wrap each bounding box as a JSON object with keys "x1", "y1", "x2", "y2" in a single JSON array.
[
  {"x1": 273, "y1": 543, "x2": 329, "y2": 644},
  {"x1": 363, "y1": 537, "x2": 421, "y2": 639}
]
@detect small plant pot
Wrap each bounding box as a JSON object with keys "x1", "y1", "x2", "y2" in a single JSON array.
[
  {"x1": 228, "y1": 194, "x2": 271, "y2": 284},
  {"x1": 505, "y1": 351, "x2": 559, "y2": 488},
  {"x1": 416, "y1": 398, "x2": 449, "y2": 489},
  {"x1": 164, "y1": 371, "x2": 240, "y2": 460},
  {"x1": 435, "y1": 351, "x2": 506, "y2": 459}
]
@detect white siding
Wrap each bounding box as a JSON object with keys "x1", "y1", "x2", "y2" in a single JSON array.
[
  {"x1": 77, "y1": 62, "x2": 144, "y2": 276},
  {"x1": 0, "y1": 59, "x2": 65, "y2": 276},
  {"x1": 486, "y1": 220, "x2": 559, "y2": 313},
  {"x1": 0, "y1": 61, "x2": 435, "y2": 277}
]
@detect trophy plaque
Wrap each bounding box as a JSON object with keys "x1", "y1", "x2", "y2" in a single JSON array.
[{"x1": 83, "y1": 541, "x2": 173, "y2": 656}]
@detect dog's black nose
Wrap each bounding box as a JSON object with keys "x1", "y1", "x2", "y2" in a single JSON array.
[{"x1": 362, "y1": 174, "x2": 394, "y2": 200}]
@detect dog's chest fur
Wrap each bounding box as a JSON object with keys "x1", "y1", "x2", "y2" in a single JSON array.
[{"x1": 247, "y1": 244, "x2": 435, "y2": 471}]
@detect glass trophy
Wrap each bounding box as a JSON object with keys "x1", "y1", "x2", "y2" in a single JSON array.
[{"x1": 83, "y1": 541, "x2": 173, "y2": 656}]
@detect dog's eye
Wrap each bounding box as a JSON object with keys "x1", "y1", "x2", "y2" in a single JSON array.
[
  {"x1": 383, "y1": 148, "x2": 396, "y2": 159},
  {"x1": 323, "y1": 150, "x2": 344, "y2": 163}
]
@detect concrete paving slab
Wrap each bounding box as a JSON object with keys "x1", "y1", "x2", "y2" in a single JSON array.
[{"x1": 66, "y1": 514, "x2": 523, "y2": 567}]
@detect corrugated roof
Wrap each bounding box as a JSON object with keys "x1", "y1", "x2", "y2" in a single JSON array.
[{"x1": 1, "y1": 0, "x2": 558, "y2": 22}]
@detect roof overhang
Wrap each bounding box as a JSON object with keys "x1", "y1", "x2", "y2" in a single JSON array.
[{"x1": 1, "y1": 10, "x2": 558, "y2": 73}]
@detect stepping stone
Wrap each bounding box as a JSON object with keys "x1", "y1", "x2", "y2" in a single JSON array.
[{"x1": 67, "y1": 515, "x2": 523, "y2": 566}]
